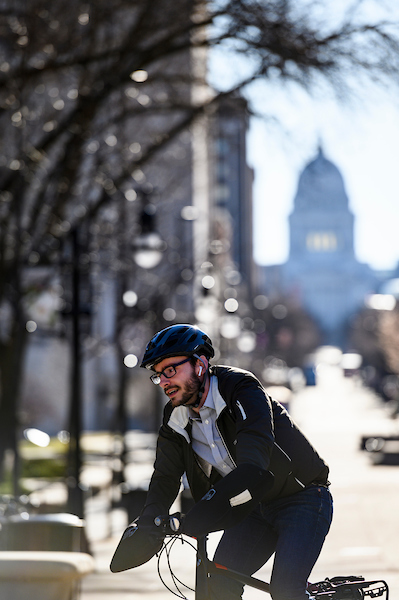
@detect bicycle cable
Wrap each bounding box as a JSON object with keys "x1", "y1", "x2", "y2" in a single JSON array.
[{"x1": 157, "y1": 534, "x2": 197, "y2": 599}]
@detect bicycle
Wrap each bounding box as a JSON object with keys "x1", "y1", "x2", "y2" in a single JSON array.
[{"x1": 153, "y1": 514, "x2": 389, "y2": 600}]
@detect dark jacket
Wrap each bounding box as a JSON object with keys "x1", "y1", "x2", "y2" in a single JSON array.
[{"x1": 143, "y1": 365, "x2": 329, "y2": 517}]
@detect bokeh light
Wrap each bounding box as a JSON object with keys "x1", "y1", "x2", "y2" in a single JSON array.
[
  {"x1": 202, "y1": 275, "x2": 215, "y2": 289},
  {"x1": 122, "y1": 290, "x2": 138, "y2": 307},
  {"x1": 123, "y1": 354, "x2": 138, "y2": 368},
  {"x1": 26, "y1": 320, "x2": 37, "y2": 332},
  {"x1": 224, "y1": 298, "x2": 239, "y2": 313}
]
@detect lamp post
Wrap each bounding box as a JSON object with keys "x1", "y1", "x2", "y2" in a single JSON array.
[
  {"x1": 112, "y1": 191, "x2": 164, "y2": 508},
  {"x1": 63, "y1": 188, "x2": 165, "y2": 521},
  {"x1": 64, "y1": 224, "x2": 92, "y2": 519},
  {"x1": 66, "y1": 227, "x2": 85, "y2": 518}
]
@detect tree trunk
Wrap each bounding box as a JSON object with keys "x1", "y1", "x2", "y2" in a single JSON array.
[{"x1": 0, "y1": 308, "x2": 28, "y2": 493}]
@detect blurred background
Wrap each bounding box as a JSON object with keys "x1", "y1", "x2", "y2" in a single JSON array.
[{"x1": 0, "y1": 0, "x2": 398, "y2": 590}]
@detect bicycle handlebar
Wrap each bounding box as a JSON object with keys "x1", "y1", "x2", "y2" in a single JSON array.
[{"x1": 154, "y1": 512, "x2": 185, "y2": 535}]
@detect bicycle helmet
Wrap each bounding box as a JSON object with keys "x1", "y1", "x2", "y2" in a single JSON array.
[{"x1": 141, "y1": 324, "x2": 214, "y2": 369}]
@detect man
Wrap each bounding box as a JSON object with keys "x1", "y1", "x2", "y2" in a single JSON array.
[{"x1": 112, "y1": 324, "x2": 333, "y2": 600}]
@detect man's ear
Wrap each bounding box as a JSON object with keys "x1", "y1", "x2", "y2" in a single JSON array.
[{"x1": 196, "y1": 355, "x2": 208, "y2": 376}]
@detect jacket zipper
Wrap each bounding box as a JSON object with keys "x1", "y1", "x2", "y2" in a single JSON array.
[{"x1": 215, "y1": 414, "x2": 237, "y2": 469}]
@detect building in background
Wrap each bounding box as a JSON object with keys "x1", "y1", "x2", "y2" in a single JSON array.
[
  {"x1": 211, "y1": 95, "x2": 256, "y2": 291},
  {"x1": 258, "y1": 148, "x2": 389, "y2": 347},
  {"x1": 192, "y1": 93, "x2": 260, "y2": 369},
  {"x1": 19, "y1": 2, "x2": 212, "y2": 436},
  {"x1": 19, "y1": 65, "x2": 258, "y2": 435}
]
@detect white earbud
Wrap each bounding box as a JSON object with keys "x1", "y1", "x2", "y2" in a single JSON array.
[{"x1": 198, "y1": 366, "x2": 203, "y2": 376}]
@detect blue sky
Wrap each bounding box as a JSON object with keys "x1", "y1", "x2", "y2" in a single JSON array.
[
  {"x1": 248, "y1": 83, "x2": 399, "y2": 271},
  {"x1": 209, "y1": 2, "x2": 399, "y2": 272}
]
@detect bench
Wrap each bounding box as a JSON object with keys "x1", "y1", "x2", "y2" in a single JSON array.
[{"x1": 0, "y1": 551, "x2": 95, "y2": 600}]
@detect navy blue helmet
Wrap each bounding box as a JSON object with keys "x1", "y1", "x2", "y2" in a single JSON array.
[{"x1": 141, "y1": 324, "x2": 214, "y2": 369}]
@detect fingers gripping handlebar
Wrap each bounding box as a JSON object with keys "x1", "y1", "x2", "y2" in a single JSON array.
[{"x1": 154, "y1": 512, "x2": 185, "y2": 536}]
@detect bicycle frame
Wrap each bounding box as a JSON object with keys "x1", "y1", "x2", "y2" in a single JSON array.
[
  {"x1": 195, "y1": 535, "x2": 270, "y2": 600},
  {"x1": 193, "y1": 535, "x2": 389, "y2": 600}
]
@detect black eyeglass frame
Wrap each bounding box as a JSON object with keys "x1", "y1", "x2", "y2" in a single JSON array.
[{"x1": 150, "y1": 356, "x2": 192, "y2": 385}]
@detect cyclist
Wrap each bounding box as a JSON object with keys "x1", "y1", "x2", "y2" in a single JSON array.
[{"x1": 112, "y1": 324, "x2": 333, "y2": 600}]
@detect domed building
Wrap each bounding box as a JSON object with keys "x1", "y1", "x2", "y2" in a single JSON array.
[{"x1": 261, "y1": 148, "x2": 377, "y2": 347}]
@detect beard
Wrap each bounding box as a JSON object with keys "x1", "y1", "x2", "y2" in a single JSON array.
[{"x1": 168, "y1": 371, "x2": 201, "y2": 407}]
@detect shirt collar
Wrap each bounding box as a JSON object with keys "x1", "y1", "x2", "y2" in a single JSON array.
[{"x1": 189, "y1": 379, "x2": 215, "y2": 419}]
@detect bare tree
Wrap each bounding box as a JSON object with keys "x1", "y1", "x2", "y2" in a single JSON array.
[{"x1": 1, "y1": 0, "x2": 399, "y2": 481}]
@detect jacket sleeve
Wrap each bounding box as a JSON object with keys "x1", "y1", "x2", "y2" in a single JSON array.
[
  {"x1": 218, "y1": 367, "x2": 275, "y2": 472},
  {"x1": 142, "y1": 422, "x2": 185, "y2": 519},
  {"x1": 183, "y1": 463, "x2": 274, "y2": 537}
]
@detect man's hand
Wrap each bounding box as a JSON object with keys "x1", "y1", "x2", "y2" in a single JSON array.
[
  {"x1": 110, "y1": 514, "x2": 164, "y2": 573},
  {"x1": 154, "y1": 512, "x2": 184, "y2": 535},
  {"x1": 183, "y1": 464, "x2": 273, "y2": 538}
]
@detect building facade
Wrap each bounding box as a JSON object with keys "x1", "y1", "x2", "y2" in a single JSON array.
[{"x1": 211, "y1": 95, "x2": 255, "y2": 290}]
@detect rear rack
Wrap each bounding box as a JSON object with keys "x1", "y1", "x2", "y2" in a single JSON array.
[{"x1": 307, "y1": 576, "x2": 389, "y2": 599}]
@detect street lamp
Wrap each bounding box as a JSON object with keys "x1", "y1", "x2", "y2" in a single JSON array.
[
  {"x1": 112, "y1": 192, "x2": 165, "y2": 509},
  {"x1": 65, "y1": 191, "x2": 166, "y2": 520},
  {"x1": 133, "y1": 231, "x2": 165, "y2": 269},
  {"x1": 132, "y1": 198, "x2": 165, "y2": 269}
]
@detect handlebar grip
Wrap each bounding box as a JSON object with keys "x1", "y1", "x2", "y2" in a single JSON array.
[{"x1": 154, "y1": 513, "x2": 183, "y2": 533}]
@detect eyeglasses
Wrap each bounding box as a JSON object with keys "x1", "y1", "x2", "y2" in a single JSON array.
[{"x1": 150, "y1": 357, "x2": 192, "y2": 385}]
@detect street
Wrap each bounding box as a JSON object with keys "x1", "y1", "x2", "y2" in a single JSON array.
[
  {"x1": 288, "y1": 362, "x2": 399, "y2": 597},
  {"x1": 81, "y1": 362, "x2": 399, "y2": 599}
]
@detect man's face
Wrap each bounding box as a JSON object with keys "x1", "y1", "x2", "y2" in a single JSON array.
[{"x1": 153, "y1": 355, "x2": 201, "y2": 407}]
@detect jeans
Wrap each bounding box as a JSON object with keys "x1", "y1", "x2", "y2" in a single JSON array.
[{"x1": 209, "y1": 485, "x2": 333, "y2": 600}]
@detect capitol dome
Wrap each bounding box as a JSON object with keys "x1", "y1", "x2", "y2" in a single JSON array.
[
  {"x1": 294, "y1": 148, "x2": 349, "y2": 210},
  {"x1": 280, "y1": 144, "x2": 376, "y2": 346}
]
